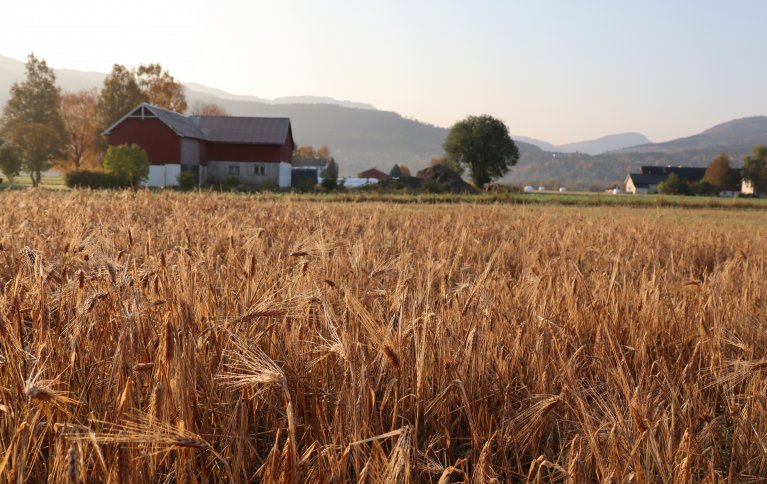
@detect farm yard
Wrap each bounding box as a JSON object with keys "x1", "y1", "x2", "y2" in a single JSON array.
[{"x1": 1, "y1": 190, "x2": 767, "y2": 482}]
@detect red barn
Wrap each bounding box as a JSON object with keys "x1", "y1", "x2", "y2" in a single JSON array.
[
  {"x1": 103, "y1": 103, "x2": 296, "y2": 187},
  {"x1": 357, "y1": 168, "x2": 390, "y2": 181}
]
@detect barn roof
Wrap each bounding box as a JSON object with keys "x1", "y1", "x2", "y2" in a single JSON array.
[
  {"x1": 640, "y1": 166, "x2": 706, "y2": 181},
  {"x1": 103, "y1": 103, "x2": 293, "y2": 146},
  {"x1": 357, "y1": 168, "x2": 390, "y2": 180},
  {"x1": 190, "y1": 116, "x2": 291, "y2": 145}
]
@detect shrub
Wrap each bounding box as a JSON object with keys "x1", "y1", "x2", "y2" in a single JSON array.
[
  {"x1": 259, "y1": 179, "x2": 279, "y2": 192},
  {"x1": 177, "y1": 171, "x2": 198, "y2": 191},
  {"x1": 222, "y1": 176, "x2": 240, "y2": 191},
  {"x1": 65, "y1": 170, "x2": 128, "y2": 189},
  {"x1": 103, "y1": 144, "x2": 149, "y2": 189},
  {"x1": 293, "y1": 177, "x2": 316, "y2": 193}
]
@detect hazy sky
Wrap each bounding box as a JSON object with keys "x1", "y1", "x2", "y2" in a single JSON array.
[{"x1": 3, "y1": 0, "x2": 766, "y2": 144}]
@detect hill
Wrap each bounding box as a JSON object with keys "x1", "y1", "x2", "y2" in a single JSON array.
[
  {"x1": 558, "y1": 132, "x2": 651, "y2": 155},
  {"x1": 614, "y1": 116, "x2": 767, "y2": 156},
  {"x1": 504, "y1": 117, "x2": 767, "y2": 190},
  {"x1": 514, "y1": 132, "x2": 651, "y2": 155}
]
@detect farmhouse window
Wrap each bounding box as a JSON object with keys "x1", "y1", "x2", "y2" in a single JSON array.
[
  {"x1": 228, "y1": 165, "x2": 240, "y2": 176},
  {"x1": 254, "y1": 164, "x2": 266, "y2": 176}
]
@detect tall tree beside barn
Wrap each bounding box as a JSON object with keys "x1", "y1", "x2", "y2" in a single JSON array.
[
  {"x1": 0, "y1": 53, "x2": 66, "y2": 186},
  {"x1": 135, "y1": 63, "x2": 187, "y2": 113},
  {"x1": 60, "y1": 88, "x2": 100, "y2": 170},
  {"x1": 97, "y1": 64, "x2": 146, "y2": 131}
]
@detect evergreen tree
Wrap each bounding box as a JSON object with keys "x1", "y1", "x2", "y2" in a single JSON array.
[
  {"x1": 389, "y1": 164, "x2": 402, "y2": 178},
  {"x1": 321, "y1": 157, "x2": 339, "y2": 190}
]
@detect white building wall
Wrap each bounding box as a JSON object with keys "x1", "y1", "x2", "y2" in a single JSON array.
[
  {"x1": 165, "y1": 164, "x2": 180, "y2": 187},
  {"x1": 143, "y1": 164, "x2": 181, "y2": 187},
  {"x1": 146, "y1": 165, "x2": 166, "y2": 187},
  {"x1": 625, "y1": 176, "x2": 637, "y2": 194},
  {"x1": 278, "y1": 162, "x2": 292, "y2": 188}
]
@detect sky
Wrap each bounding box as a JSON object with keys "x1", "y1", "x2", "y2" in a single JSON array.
[{"x1": 2, "y1": 0, "x2": 766, "y2": 144}]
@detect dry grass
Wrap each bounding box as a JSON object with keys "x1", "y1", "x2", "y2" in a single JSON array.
[{"x1": 1, "y1": 190, "x2": 766, "y2": 482}]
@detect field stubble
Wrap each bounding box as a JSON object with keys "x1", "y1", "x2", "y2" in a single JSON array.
[{"x1": 0, "y1": 190, "x2": 766, "y2": 482}]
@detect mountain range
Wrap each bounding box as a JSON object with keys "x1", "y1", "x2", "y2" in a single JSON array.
[{"x1": 1, "y1": 54, "x2": 766, "y2": 188}]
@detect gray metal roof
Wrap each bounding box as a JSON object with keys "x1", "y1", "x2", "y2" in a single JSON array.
[
  {"x1": 190, "y1": 116, "x2": 291, "y2": 145},
  {"x1": 104, "y1": 103, "x2": 292, "y2": 146},
  {"x1": 149, "y1": 104, "x2": 207, "y2": 139},
  {"x1": 293, "y1": 157, "x2": 327, "y2": 168}
]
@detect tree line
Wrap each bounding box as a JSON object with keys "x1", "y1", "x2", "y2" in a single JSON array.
[{"x1": 0, "y1": 53, "x2": 227, "y2": 186}]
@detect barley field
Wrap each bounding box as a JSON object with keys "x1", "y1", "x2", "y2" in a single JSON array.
[{"x1": 1, "y1": 190, "x2": 766, "y2": 482}]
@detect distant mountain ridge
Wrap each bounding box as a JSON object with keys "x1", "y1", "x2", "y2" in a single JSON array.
[
  {"x1": 559, "y1": 132, "x2": 651, "y2": 155},
  {"x1": 516, "y1": 132, "x2": 651, "y2": 155},
  {"x1": 184, "y1": 82, "x2": 377, "y2": 110},
  {"x1": 613, "y1": 116, "x2": 767, "y2": 154}
]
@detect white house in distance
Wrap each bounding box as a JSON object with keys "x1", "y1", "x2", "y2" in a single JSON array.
[{"x1": 102, "y1": 103, "x2": 295, "y2": 187}]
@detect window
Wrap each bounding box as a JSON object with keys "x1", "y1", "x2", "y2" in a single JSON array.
[
  {"x1": 254, "y1": 164, "x2": 266, "y2": 176},
  {"x1": 228, "y1": 165, "x2": 240, "y2": 176}
]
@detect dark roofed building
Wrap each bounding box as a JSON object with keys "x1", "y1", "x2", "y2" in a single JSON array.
[
  {"x1": 625, "y1": 166, "x2": 707, "y2": 194},
  {"x1": 291, "y1": 158, "x2": 328, "y2": 187},
  {"x1": 103, "y1": 103, "x2": 295, "y2": 187}
]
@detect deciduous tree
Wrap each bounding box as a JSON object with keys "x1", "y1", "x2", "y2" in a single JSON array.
[
  {"x1": 97, "y1": 64, "x2": 146, "y2": 131},
  {"x1": 429, "y1": 155, "x2": 464, "y2": 175},
  {"x1": 316, "y1": 145, "x2": 330, "y2": 161},
  {"x1": 0, "y1": 53, "x2": 66, "y2": 186},
  {"x1": 742, "y1": 145, "x2": 767, "y2": 195},
  {"x1": 135, "y1": 63, "x2": 187, "y2": 113},
  {"x1": 0, "y1": 139, "x2": 21, "y2": 183},
  {"x1": 704, "y1": 153, "x2": 736, "y2": 191},
  {"x1": 658, "y1": 172, "x2": 689, "y2": 195},
  {"x1": 443, "y1": 115, "x2": 519, "y2": 187},
  {"x1": 190, "y1": 102, "x2": 229, "y2": 116},
  {"x1": 60, "y1": 88, "x2": 100, "y2": 170},
  {"x1": 296, "y1": 146, "x2": 316, "y2": 159}
]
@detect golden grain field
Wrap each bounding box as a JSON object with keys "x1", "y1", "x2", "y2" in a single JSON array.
[{"x1": 1, "y1": 190, "x2": 766, "y2": 482}]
